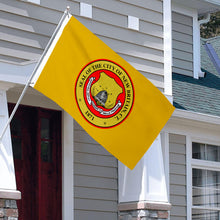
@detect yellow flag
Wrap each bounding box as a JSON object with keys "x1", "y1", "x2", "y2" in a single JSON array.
[{"x1": 31, "y1": 14, "x2": 175, "y2": 169}]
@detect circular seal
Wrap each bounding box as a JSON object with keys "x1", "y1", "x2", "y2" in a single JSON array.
[{"x1": 75, "y1": 59, "x2": 134, "y2": 128}]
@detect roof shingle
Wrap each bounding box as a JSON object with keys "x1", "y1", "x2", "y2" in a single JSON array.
[{"x1": 173, "y1": 37, "x2": 220, "y2": 117}]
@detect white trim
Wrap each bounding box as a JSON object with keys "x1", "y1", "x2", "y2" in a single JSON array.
[
  {"x1": 192, "y1": 159, "x2": 220, "y2": 172},
  {"x1": 128, "y1": 16, "x2": 139, "y2": 31},
  {"x1": 203, "y1": 0, "x2": 220, "y2": 6},
  {"x1": 173, "y1": 109, "x2": 220, "y2": 125},
  {"x1": 62, "y1": 111, "x2": 74, "y2": 220},
  {"x1": 119, "y1": 134, "x2": 168, "y2": 203},
  {"x1": 0, "y1": 82, "x2": 15, "y2": 91},
  {"x1": 192, "y1": 205, "x2": 220, "y2": 211},
  {"x1": 161, "y1": 132, "x2": 171, "y2": 219},
  {"x1": 161, "y1": 132, "x2": 170, "y2": 201},
  {"x1": 164, "y1": 115, "x2": 220, "y2": 144},
  {"x1": 28, "y1": 0, "x2": 40, "y2": 4},
  {"x1": 0, "y1": 61, "x2": 36, "y2": 85},
  {"x1": 191, "y1": 136, "x2": 220, "y2": 146},
  {"x1": 163, "y1": 0, "x2": 172, "y2": 96},
  {"x1": 31, "y1": 15, "x2": 71, "y2": 86},
  {"x1": 7, "y1": 89, "x2": 74, "y2": 218},
  {"x1": 80, "y1": 3, "x2": 92, "y2": 18},
  {"x1": 193, "y1": 12, "x2": 201, "y2": 79},
  {"x1": 0, "y1": 90, "x2": 16, "y2": 190},
  {"x1": 186, "y1": 135, "x2": 192, "y2": 220}
]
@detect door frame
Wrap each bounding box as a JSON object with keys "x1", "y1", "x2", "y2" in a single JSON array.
[
  {"x1": 62, "y1": 111, "x2": 74, "y2": 220},
  {"x1": 7, "y1": 88, "x2": 74, "y2": 220}
]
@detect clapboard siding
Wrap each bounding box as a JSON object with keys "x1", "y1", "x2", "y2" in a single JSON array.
[
  {"x1": 0, "y1": 10, "x2": 56, "y2": 36},
  {"x1": 75, "y1": 186, "x2": 117, "y2": 201},
  {"x1": 75, "y1": 210, "x2": 118, "y2": 220},
  {"x1": 169, "y1": 134, "x2": 187, "y2": 220},
  {"x1": 74, "y1": 152, "x2": 117, "y2": 167},
  {"x1": 118, "y1": 0, "x2": 163, "y2": 13},
  {"x1": 119, "y1": 54, "x2": 164, "y2": 76},
  {"x1": 170, "y1": 194, "x2": 186, "y2": 206},
  {"x1": 170, "y1": 174, "x2": 186, "y2": 185},
  {"x1": 172, "y1": 11, "x2": 193, "y2": 77},
  {"x1": 0, "y1": 40, "x2": 42, "y2": 56},
  {"x1": 0, "y1": 1, "x2": 64, "y2": 23},
  {"x1": 173, "y1": 41, "x2": 193, "y2": 53},
  {"x1": 74, "y1": 121, "x2": 118, "y2": 220},
  {"x1": 73, "y1": 0, "x2": 163, "y2": 21},
  {"x1": 75, "y1": 198, "x2": 118, "y2": 212},
  {"x1": 99, "y1": 36, "x2": 163, "y2": 63},
  {"x1": 0, "y1": 0, "x2": 164, "y2": 90},
  {"x1": 74, "y1": 164, "x2": 117, "y2": 179},
  {"x1": 78, "y1": 17, "x2": 163, "y2": 50},
  {"x1": 0, "y1": 29, "x2": 46, "y2": 49},
  {"x1": 0, "y1": 25, "x2": 50, "y2": 48},
  {"x1": 0, "y1": 45, "x2": 40, "y2": 61},
  {"x1": 0, "y1": 54, "x2": 27, "y2": 63},
  {"x1": 75, "y1": 175, "x2": 117, "y2": 190},
  {"x1": 74, "y1": 142, "x2": 110, "y2": 156}
]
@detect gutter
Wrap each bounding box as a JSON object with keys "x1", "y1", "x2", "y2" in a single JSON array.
[
  {"x1": 203, "y1": 0, "x2": 220, "y2": 6},
  {"x1": 173, "y1": 109, "x2": 220, "y2": 125},
  {"x1": 198, "y1": 13, "x2": 211, "y2": 25}
]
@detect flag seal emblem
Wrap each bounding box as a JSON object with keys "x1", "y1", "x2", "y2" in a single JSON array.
[{"x1": 75, "y1": 59, "x2": 134, "y2": 128}]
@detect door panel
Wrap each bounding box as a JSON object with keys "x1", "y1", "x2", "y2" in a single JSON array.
[
  {"x1": 9, "y1": 105, "x2": 62, "y2": 220},
  {"x1": 38, "y1": 109, "x2": 62, "y2": 220}
]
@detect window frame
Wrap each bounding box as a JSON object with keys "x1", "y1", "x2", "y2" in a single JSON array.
[{"x1": 188, "y1": 138, "x2": 220, "y2": 220}]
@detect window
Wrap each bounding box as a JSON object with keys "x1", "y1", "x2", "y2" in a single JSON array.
[
  {"x1": 41, "y1": 118, "x2": 53, "y2": 162},
  {"x1": 191, "y1": 142, "x2": 220, "y2": 219}
]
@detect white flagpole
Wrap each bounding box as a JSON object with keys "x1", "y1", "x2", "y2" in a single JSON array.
[{"x1": 0, "y1": 7, "x2": 70, "y2": 142}]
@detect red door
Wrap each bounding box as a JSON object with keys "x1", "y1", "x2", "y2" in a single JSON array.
[{"x1": 9, "y1": 105, "x2": 62, "y2": 220}]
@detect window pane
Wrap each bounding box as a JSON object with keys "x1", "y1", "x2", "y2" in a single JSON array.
[
  {"x1": 207, "y1": 145, "x2": 220, "y2": 162},
  {"x1": 193, "y1": 168, "x2": 220, "y2": 208},
  {"x1": 192, "y1": 209, "x2": 220, "y2": 220},
  {"x1": 12, "y1": 138, "x2": 22, "y2": 160},
  {"x1": 193, "y1": 169, "x2": 206, "y2": 206},
  {"x1": 192, "y1": 143, "x2": 205, "y2": 160},
  {"x1": 41, "y1": 141, "x2": 52, "y2": 162},
  {"x1": 41, "y1": 118, "x2": 50, "y2": 139},
  {"x1": 192, "y1": 142, "x2": 220, "y2": 162},
  {"x1": 193, "y1": 169, "x2": 205, "y2": 187}
]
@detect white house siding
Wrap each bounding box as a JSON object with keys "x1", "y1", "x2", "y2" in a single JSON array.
[
  {"x1": 169, "y1": 133, "x2": 187, "y2": 220},
  {"x1": 172, "y1": 11, "x2": 193, "y2": 77}
]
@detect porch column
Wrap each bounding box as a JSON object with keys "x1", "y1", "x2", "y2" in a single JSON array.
[
  {"x1": 118, "y1": 134, "x2": 171, "y2": 219},
  {"x1": 0, "y1": 83, "x2": 21, "y2": 220}
]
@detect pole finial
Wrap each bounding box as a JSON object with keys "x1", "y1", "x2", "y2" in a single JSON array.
[{"x1": 66, "y1": 6, "x2": 70, "y2": 16}]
